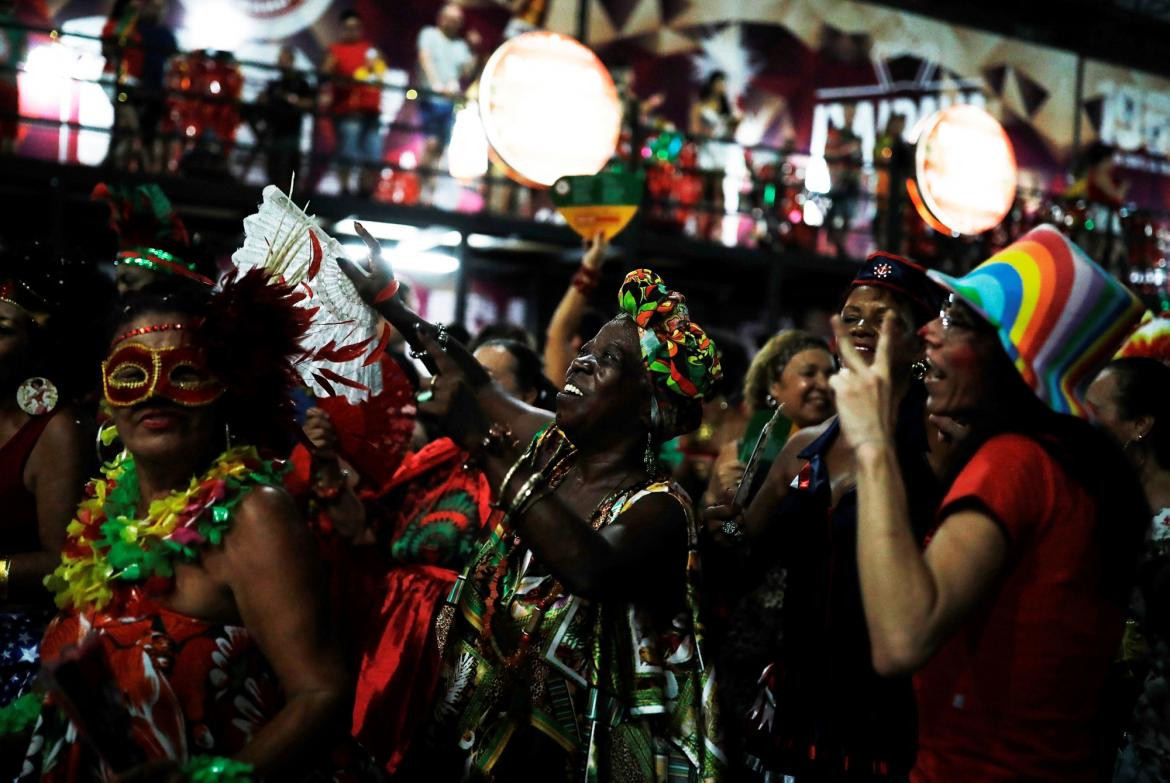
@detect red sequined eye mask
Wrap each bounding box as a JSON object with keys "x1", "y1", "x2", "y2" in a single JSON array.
[{"x1": 102, "y1": 340, "x2": 225, "y2": 408}]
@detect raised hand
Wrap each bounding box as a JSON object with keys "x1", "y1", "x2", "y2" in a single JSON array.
[
  {"x1": 336, "y1": 222, "x2": 399, "y2": 308},
  {"x1": 303, "y1": 407, "x2": 339, "y2": 455},
  {"x1": 414, "y1": 329, "x2": 491, "y2": 451},
  {"x1": 700, "y1": 501, "x2": 746, "y2": 547},
  {"x1": 828, "y1": 313, "x2": 897, "y2": 452},
  {"x1": 582, "y1": 231, "x2": 608, "y2": 272}
]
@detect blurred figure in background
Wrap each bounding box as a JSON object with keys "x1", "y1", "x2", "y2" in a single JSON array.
[
  {"x1": 416, "y1": 4, "x2": 481, "y2": 198},
  {"x1": 1086, "y1": 358, "x2": 1170, "y2": 782},
  {"x1": 102, "y1": 0, "x2": 177, "y2": 173},
  {"x1": 0, "y1": 0, "x2": 25, "y2": 156},
  {"x1": 324, "y1": 8, "x2": 385, "y2": 196},
  {"x1": 261, "y1": 44, "x2": 314, "y2": 187},
  {"x1": 689, "y1": 70, "x2": 740, "y2": 240},
  {"x1": 825, "y1": 104, "x2": 862, "y2": 258}
]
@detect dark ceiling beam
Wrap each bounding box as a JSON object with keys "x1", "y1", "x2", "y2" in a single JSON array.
[{"x1": 861, "y1": 0, "x2": 1170, "y2": 77}]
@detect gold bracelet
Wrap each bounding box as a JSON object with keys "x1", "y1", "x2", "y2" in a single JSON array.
[{"x1": 0, "y1": 559, "x2": 12, "y2": 602}]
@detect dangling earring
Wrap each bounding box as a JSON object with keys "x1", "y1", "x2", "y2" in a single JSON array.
[
  {"x1": 644, "y1": 431, "x2": 658, "y2": 476},
  {"x1": 224, "y1": 422, "x2": 234, "y2": 451},
  {"x1": 95, "y1": 421, "x2": 120, "y2": 463},
  {"x1": 911, "y1": 360, "x2": 928, "y2": 381},
  {"x1": 764, "y1": 393, "x2": 778, "y2": 409},
  {"x1": 16, "y1": 376, "x2": 58, "y2": 416}
]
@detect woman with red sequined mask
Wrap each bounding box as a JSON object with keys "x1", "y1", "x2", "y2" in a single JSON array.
[{"x1": 19, "y1": 277, "x2": 365, "y2": 781}]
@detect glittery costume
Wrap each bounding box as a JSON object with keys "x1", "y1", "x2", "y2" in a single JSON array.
[
  {"x1": 427, "y1": 270, "x2": 725, "y2": 782},
  {"x1": 432, "y1": 427, "x2": 724, "y2": 783}
]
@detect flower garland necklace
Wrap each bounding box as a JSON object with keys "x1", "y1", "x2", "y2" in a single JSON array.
[{"x1": 46, "y1": 445, "x2": 286, "y2": 612}]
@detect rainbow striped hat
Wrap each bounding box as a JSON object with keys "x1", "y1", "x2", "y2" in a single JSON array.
[{"x1": 927, "y1": 225, "x2": 1144, "y2": 417}]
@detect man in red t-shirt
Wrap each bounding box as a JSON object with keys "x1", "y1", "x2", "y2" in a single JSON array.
[
  {"x1": 323, "y1": 8, "x2": 385, "y2": 196},
  {"x1": 828, "y1": 226, "x2": 1148, "y2": 781}
]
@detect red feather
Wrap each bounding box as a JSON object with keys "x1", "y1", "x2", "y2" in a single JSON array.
[
  {"x1": 314, "y1": 336, "x2": 373, "y2": 364},
  {"x1": 307, "y1": 229, "x2": 323, "y2": 280},
  {"x1": 363, "y1": 322, "x2": 393, "y2": 366},
  {"x1": 318, "y1": 367, "x2": 370, "y2": 391},
  {"x1": 313, "y1": 372, "x2": 337, "y2": 397}
]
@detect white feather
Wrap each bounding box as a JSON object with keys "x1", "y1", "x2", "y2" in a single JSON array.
[{"x1": 231, "y1": 185, "x2": 383, "y2": 403}]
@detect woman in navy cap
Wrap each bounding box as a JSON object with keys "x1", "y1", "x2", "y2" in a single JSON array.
[{"x1": 706, "y1": 251, "x2": 945, "y2": 781}]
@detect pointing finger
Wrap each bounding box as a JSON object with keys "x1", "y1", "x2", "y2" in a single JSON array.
[{"x1": 875, "y1": 313, "x2": 896, "y2": 378}]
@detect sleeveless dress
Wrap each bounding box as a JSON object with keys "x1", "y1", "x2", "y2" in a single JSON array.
[
  {"x1": 0, "y1": 414, "x2": 57, "y2": 708},
  {"x1": 427, "y1": 426, "x2": 726, "y2": 782}
]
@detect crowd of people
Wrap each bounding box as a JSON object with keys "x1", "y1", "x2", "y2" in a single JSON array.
[
  {"x1": 0, "y1": 1, "x2": 1158, "y2": 271},
  {"x1": 0, "y1": 163, "x2": 1164, "y2": 783}
]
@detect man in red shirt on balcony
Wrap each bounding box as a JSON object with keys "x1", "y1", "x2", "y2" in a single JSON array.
[{"x1": 323, "y1": 8, "x2": 385, "y2": 196}]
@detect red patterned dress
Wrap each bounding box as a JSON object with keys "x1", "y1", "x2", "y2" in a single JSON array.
[
  {"x1": 23, "y1": 586, "x2": 284, "y2": 779},
  {"x1": 350, "y1": 437, "x2": 499, "y2": 774}
]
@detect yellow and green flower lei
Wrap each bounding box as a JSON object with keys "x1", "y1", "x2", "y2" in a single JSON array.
[{"x1": 45, "y1": 445, "x2": 286, "y2": 612}]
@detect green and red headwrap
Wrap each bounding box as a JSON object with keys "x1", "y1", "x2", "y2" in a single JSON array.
[{"x1": 618, "y1": 269, "x2": 721, "y2": 440}]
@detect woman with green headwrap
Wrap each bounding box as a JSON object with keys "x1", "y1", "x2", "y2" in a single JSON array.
[{"x1": 339, "y1": 230, "x2": 726, "y2": 782}]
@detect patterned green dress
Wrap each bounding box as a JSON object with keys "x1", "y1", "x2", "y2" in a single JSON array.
[{"x1": 431, "y1": 426, "x2": 725, "y2": 782}]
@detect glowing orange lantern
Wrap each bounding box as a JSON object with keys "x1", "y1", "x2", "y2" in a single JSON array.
[
  {"x1": 478, "y1": 32, "x2": 621, "y2": 188},
  {"x1": 909, "y1": 105, "x2": 1018, "y2": 236}
]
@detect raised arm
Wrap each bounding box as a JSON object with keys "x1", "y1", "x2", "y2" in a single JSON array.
[
  {"x1": 544, "y1": 232, "x2": 607, "y2": 386},
  {"x1": 700, "y1": 422, "x2": 819, "y2": 548},
  {"x1": 830, "y1": 316, "x2": 1007, "y2": 676},
  {"x1": 337, "y1": 224, "x2": 551, "y2": 446}
]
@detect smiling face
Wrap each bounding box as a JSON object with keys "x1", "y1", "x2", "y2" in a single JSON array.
[
  {"x1": 556, "y1": 317, "x2": 651, "y2": 444},
  {"x1": 105, "y1": 313, "x2": 223, "y2": 465},
  {"x1": 839, "y1": 285, "x2": 920, "y2": 371},
  {"x1": 769, "y1": 347, "x2": 836, "y2": 429},
  {"x1": 919, "y1": 297, "x2": 1010, "y2": 418}
]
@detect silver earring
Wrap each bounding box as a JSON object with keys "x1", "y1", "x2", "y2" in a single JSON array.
[
  {"x1": 96, "y1": 421, "x2": 119, "y2": 463},
  {"x1": 911, "y1": 360, "x2": 928, "y2": 381},
  {"x1": 224, "y1": 422, "x2": 233, "y2": 451},
  {"x1": 644, "y1": 432, "x2": 657, "y2": 476}
]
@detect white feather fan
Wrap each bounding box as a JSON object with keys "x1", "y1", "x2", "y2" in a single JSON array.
[{"x1": 231, "y1": 185, "x2": 384, "y2": 404}]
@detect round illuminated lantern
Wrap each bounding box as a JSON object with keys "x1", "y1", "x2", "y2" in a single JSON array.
[
  {"x1": 478, "y1": 32, "x2": 622, "y2": 188},
  {"x1": 179, "y1": 0, "x2": 334, "y2": 39},
  {"x1": 908, "y1": 105, "x2": 1018, "y2": 235}
]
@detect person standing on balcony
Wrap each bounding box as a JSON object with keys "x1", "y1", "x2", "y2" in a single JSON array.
[
  {"x1": 101, "y1": 0, "x2": 177, "y2": 173},
  {"x1": 323, "y1": 8, "x2": 385, "y2": 197},
  {"x1": 826, "y1": 103, "x2": 863, "y2": 258},
  {"x1": 0, "y1": 0, "x2": 26, "y2": 156},
  {"x1": 261, "y1": 45, "x2": 314, "y2": 187},
  {"x1": 416, "y1": 4, "x2": 481, "y2": 200}
]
